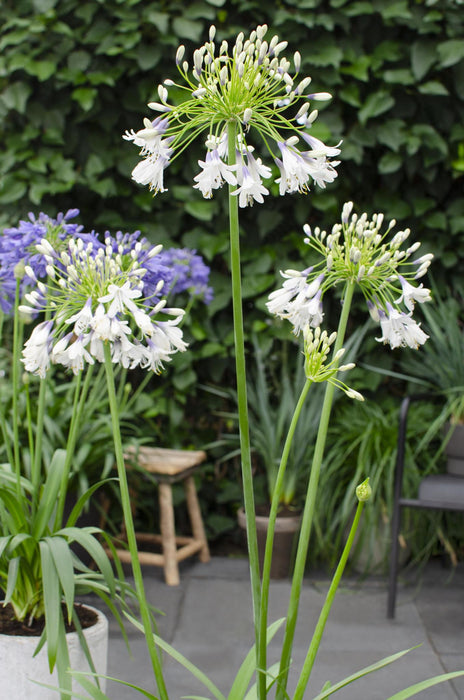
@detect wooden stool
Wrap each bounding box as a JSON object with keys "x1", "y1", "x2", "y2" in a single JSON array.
[{"x1": 110, "y1": 447, "x2": 210, "y2": 586}]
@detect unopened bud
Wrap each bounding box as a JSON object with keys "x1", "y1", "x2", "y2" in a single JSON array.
[{"x1": 356, "y1": 478, "x2": 372, "y2": 502}]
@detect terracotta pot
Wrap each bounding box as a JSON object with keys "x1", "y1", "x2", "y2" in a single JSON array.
[
  {"x1": 237, "y1": 506, "x2": 301, "y2": 579},
  {"x1": 0, "y1": 604, "x2": 108, "y2": 699},
  {"x1": 444, "y1": 421, "x2": 464, "y2": 476}
]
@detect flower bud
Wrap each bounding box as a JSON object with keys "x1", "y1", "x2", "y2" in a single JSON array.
[
  {"x1": 14, "y1": 260, "x2": 26, "y2": 280},
  {"x1": 356, "y1": 478, "x2": 372, "y2": 502}
]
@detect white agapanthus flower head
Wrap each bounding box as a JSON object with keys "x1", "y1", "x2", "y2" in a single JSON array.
[
  {"x1": 266, "y1": 202, "x2": 433, "y2": 350},
  {"x1": 20, "y1": 237, "x2": 187, "y2": 377},
  {"x1": 124, "y1": 24, "x2": 341, "y2": 207}
]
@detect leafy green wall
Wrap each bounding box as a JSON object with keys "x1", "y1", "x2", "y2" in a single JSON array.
[{"x1": 1, "y1": 0, "x2": 463, "y2": 399}]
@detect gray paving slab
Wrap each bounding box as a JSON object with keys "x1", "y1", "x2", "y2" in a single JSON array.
[{"x1": 97, "y1": 557, "x2": 464, "y2": 699}]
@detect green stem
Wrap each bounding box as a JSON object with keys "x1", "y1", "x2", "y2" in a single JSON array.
[
  {"x1": 258, "y1": 378, "x2": 311, "y2": 699},
  {"x1": 103, "y1": 344, "x2": 169, "y2": 700},
  {"x1": 31, "y1": 376, "x2": 47, "y2": 514},
  {"x1": 293, "y1": 500, "x2": 365, "y2": 699},
  {"x1": 54, "y1": 364, "x2": 95, "y2": 529},
  {"x1": 227, "y1": 120, "x2": 262, "y2": 687},
  {"x1": 11, "y1": 278, "x2": 22, "y2": 495},
  {"x1": 276, "y1": 281, "x2": 356, "y2": 699}
]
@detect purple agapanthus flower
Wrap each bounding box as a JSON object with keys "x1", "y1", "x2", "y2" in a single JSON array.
[
  {"x1": 0, "y1": 209, "x2": 98, "y2": 314},
  {"x1": 0, "y1": 211, "x2": 213, "y2": 315},
  {"x1": 159, "y1": 248, "x2": 213, "y2": 304}
]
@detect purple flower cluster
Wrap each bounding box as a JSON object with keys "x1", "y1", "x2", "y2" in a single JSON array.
[
  {"x1": 0, "y1": 209, "x2": 95, "y2": 314},
  {"x1": 0, "y1": 211, "x2": 213, "y2": 315},
  {"x1": 159, "y1": 248, "x2": 213, "y2": 304}
]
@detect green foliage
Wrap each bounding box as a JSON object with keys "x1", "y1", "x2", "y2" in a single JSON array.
[{"x1": 315, "y1": 396, "x2": 464, "y2": 573}]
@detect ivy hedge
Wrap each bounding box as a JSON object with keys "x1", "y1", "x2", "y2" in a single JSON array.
[{"x1": 1, "y1": 0, "x2": 464, "y2": 416}]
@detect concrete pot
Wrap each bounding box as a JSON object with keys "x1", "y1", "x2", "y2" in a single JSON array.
[
  {"x1": 237, "y1": 506, "x2": 301, "y2": 579},
  {"x1": 445, "y1": 422, "x2": 464, "y2": 476},
  {"x1": 0, "y1": 604, "x2": 108, "y2": 699}
]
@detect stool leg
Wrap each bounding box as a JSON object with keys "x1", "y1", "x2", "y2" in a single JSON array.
[
  {"x1": 159, "y1": 482, "x2": 180, "y2": 586},
  {"x1": 184, "y1": 476, "x2": 210, "y2": 563}
]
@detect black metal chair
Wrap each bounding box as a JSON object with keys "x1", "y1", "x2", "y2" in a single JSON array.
[{"x1": 387, "y1": 394, "x2": 464, "y2": 618}]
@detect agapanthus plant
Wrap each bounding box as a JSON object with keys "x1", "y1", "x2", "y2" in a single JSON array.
[
  {"x1": 88, "y1": 21, "x2": 464, "y2": 700},
  {"x1": 0, "y1": 211, "x2": 212, "y2": 699}
]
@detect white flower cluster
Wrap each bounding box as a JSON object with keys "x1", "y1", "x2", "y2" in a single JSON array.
[
  {"x1": 20, "y1": 238, "x2": 187, "y2": 377},
  {"x1": 267, "y1": 202, "x2": 433, "y2": 351},
  {"x1": 124, "y1": 24, "x2": 340, "y2": 206}
]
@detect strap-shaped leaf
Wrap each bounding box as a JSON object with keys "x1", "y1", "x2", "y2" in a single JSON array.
[
  {"x1": 39, "y1": 539, "x2": 61, "y2": 670},
  {"x1": 228, "y1": 618, "x2": 285, "y2": 700},
  {"x1": 385, "y1": 671, "x2": 464, "y2": 700},
  {"x1": 311, "y1": 647, "x2": 417, "y2": 699},
  {"x1": 4, "y1": 555, "x2": 20, "y2": 604},
  {"x1": 66, "y1": 478, "x2": 116, "y2": 527},
  {"x1": 57, "y1": 526, "x2": 116, "y2": 596},
  {"x1": 45, "y1": 536, "x2": 75, "y2": 620},
  {"x1": 128, "y1": 613, "x2": 226, "y2": 700},
  {"x1": 33, "y1": 449, "x2": 67, "y2": 539},
  {"x1": 0, "y1": 534, "x2": 13, "y2": 558}
]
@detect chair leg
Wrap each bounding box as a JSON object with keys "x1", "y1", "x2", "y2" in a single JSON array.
[
  {"x1": 184, "y1": 476, "x2": 210, "y2": 563},
  {"x1": 158, "y1": 482, "x2": 180, "y2": 586},
  {"x1": 387, "y1": 504, "x2": 402, "y2": 619}
]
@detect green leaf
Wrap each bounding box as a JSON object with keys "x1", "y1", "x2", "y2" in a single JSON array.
[
  {"x1": 383, "y1": 69, "x2": 415, "y2": 85},
  {"x1": 172, "y1": 17, "x2": 203, "y2": 42},
  {"x1": 71, "y1": 87, "x2": 98, "y2": 111},
  {"x1": 127, "y1": 614, "x2": 227, "y2": 700},
  {"x1": 67, "y1": 51, "x2": 92, "y2": 73},
  {"x1": 57, "y1": 527, "x2": 116, "y2": 596},
  {"x1": 0, "y1": 177, "x2": 27, "y2": 205},
  {"x1": 0, "y1": 81, "x2": 32, "y2": 113},
  {"x1": 341, "y1": 56, "x2": 371, "y2": 81},
  {"x1": 386, "y1": 672, "x2": 464, "y2": 700},
  {"x1": 184, "y1": 199, "x2": 216, "y2": 222},
  {"x1": 205, "y1": 0, "x2": 226, "y2": 5},
  {"x1": 33, "y1": 449, "x2": 67, "y2": 539},
  {"x1": 359, "y1": 90, "x2": 395, "y2": 125},
  {"x1": 5, "y1": 556, "x2": 20, "y2": 604},
  {"x1": 40, "y1": 539, "x2": 61, "y2": 670},
  {"x1": 46, "y1": 536, "x2": 75, "y2": 619},
  {"x1": 28, "y1": 60, "x2": 56, "y2": 81},
  {"x1": 378, "y1": 152, "x2": 403, "y2": 174},
  {"x1": 411, "y1": 41, "x2": 437, "y2": 80},
  {"x1": 375, "y1": 120, "x2": 406, "y2": 151},
  {"x1": 144, "y1": 10, "x2": 169, "y2": 33},
  {"x1": 228, "y1": 619, "x2": 285, "y2": 700},
  {"x1": 310, "y1": 45, "x2": 343, "y2": 68},
  {"x1": 438, "y1": 40, "x2": 464, "y2": 68},
  {"x1": 418, "y1": 81, "x2": 449, "y2": 96},
  {"x1": 379, "y1": 1, "x2": 412, "y2": 20},
  {"x1": 311, "y1": 647, "x2": 417, "y2": 699}
]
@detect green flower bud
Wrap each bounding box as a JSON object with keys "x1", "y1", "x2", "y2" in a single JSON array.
[{"x1": 356, "y1": 478, "x2": 372, "y2": 502}]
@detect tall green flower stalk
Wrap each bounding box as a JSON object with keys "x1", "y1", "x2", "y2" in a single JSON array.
[
  {"x1": 275, "y1": 282, "x2": 355, "y2": 698},
  {"x1": 103, "y1": 345, "x2": 168, "y2": 700},
  {"x1": 227, "y1": 120, "x2": 262, "y2": 657}
]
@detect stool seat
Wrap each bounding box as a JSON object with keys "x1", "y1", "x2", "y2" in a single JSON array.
[
  {"x1": 124, "y1": 446, "x2": 207, "y2": 480},
  {"x1": 106, "y1": 446, "x2": 210, "y2": 585}
]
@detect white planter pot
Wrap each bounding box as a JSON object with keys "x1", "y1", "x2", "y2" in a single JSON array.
[{"x1": 0, "y1": 604, "x2": 108, "y2": 699}]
